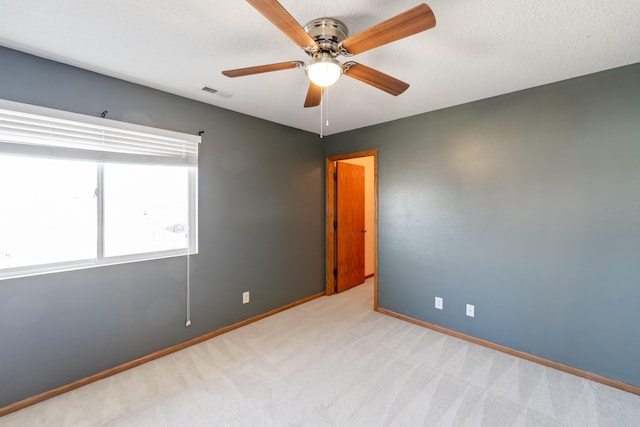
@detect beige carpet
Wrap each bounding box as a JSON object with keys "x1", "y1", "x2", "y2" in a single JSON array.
[{"x1": 2, "y1": 278, "x2": 639, "y2": 426}]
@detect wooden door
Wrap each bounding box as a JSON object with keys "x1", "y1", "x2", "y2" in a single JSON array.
[{"x1": 336, "y1": 162, "x2": 365, "y2": 292}]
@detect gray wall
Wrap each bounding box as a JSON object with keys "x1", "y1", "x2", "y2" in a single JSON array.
[
  {"x1": 0, "y1": 47, "x2": 325, "y2": 408},
  {"x1": 324, "y1": 63, "x2": 640, "y2": 387}
]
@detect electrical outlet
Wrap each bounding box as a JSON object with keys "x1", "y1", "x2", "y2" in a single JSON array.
[
  {"x1": 243, "y1": 291, "x2": 250, "y2": 304},
  {"x1": 435, "y1": 297, "x2": 443, "y2": 310},
  {"x1": 466, "y1": 304, "x2": 475, "y2": 317}
]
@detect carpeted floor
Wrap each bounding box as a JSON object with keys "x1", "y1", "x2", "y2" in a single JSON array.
[{"x1": 2, "y1": 278, "x2": 639, "y2": 426}]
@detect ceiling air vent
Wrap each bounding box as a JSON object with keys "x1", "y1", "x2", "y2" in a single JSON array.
[{"x1": 202, "y1": 86, "x2": 232, "y2": 98}]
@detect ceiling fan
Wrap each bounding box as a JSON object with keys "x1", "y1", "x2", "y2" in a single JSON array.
[{"x1": 222, "y1": 0, "x2": 436, "y2": 108}]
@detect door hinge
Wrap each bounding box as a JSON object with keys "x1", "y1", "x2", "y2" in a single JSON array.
[
  {"x1": 333, "y1": 268, "x2": 337, "y2": 278},
  {"x1": 333, "y1": 220, "x2": 337, "y2": 229},
  {"x1": 333, "y1": 172, "x2": 337, "y2": 181}
]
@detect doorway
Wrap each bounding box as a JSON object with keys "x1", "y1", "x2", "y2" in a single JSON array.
[{"x1": 325, "y1": 149, "x2": 378, "y2": 309}]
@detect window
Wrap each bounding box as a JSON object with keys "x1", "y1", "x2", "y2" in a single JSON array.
[
  {"x1": 0, "y1": 156, "x2": 97, "y2": 269},
  {"x1": 0, "y1": 100, "x2": 200, "y2": 280},
  {"x1": 104, "y1": 163, "x2": 190, "y2": 257}
]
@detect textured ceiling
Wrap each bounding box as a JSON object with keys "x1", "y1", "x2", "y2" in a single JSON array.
[{"x1": 1, "y1": 0, "x2": 639, "y2": 136}]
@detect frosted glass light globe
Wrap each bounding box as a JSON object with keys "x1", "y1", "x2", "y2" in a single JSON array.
[{"x1": 306, "y1": 54, "x2": 343, "y2": 87}]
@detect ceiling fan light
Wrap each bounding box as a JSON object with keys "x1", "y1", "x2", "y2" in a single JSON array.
[{"x1": 306, "y1": 54, "x2": 343, "y2": 87}]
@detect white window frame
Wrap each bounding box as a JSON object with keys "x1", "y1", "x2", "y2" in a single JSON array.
[{"x1": 0, "y1": 99, "x2": 200, "y2": 280}]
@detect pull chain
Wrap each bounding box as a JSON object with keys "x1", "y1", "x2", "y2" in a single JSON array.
[
  {"x1": 326, "y1": 87, "x2": 330, "y2": 128},
  {"x1": 319, "y1": 86, "x2": 331, "y2": 138},
  {"x1": 320, "y1": 87, "x2": 324, "y2": 138}
]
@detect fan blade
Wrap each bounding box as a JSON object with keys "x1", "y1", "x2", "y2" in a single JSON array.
[
  {"x1": 344, "y1": 62, "x2": 409, "y2": 96},
  {"x1": 246, "y1": 0, "x2": 318, "y2": 49},
  {"x1": 341, "y1": 4, "x2": 436, "y2": 55},
  {"x1": 222, "y1": 61, "x2": 303, "y2": 77},
  {"x1": 304, "y1": 82, "x2": 324, "y2": 108}
]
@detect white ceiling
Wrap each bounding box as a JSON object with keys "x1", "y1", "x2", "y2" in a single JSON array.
[{"x1": 1, "y1": 1, "x2": 639, "y2": 136}]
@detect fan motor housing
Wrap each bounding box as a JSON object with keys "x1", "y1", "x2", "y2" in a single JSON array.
[{"x1": 304, "y1": 18, "x2": 348, "y2": 54}]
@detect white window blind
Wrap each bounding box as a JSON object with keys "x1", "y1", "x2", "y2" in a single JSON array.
[{"x1": 0, "y1": 99, "x2": 200, "y2": 165}]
